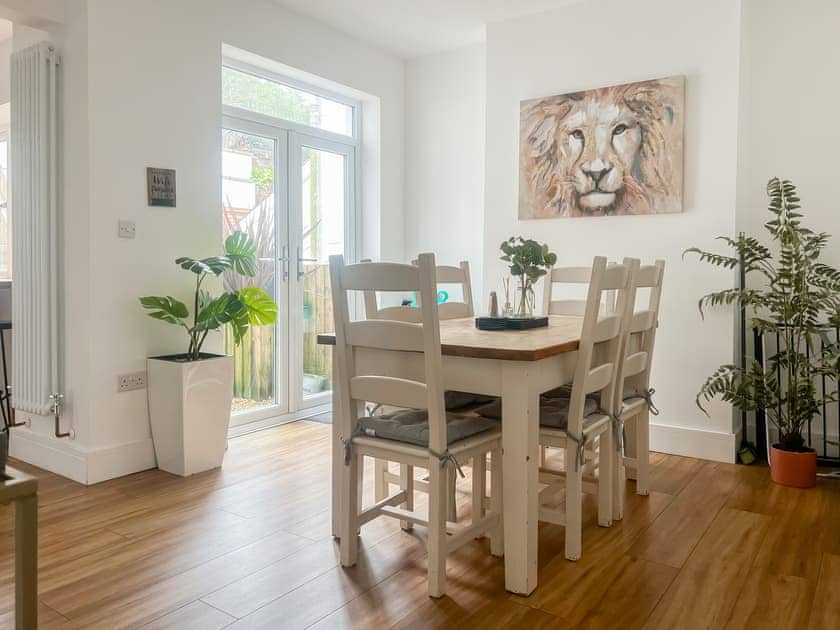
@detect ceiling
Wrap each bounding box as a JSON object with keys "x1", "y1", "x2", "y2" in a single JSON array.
[{"x1": 273, "y1": 0, "x2": 583, "y2": 58}]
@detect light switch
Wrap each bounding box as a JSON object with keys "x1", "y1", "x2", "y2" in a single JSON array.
[{"x1": 118, "y1": 220, "x2": 136, "y2": 239}]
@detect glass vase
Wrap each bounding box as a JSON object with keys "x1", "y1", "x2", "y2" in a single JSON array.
[{"x1": 513, "y1": 277, "x2": 535, "y2": 319}]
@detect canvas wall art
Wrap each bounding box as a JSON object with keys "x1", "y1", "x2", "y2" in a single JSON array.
[{"x1": 519, "y1": 75, "x2": 685, "y2": 219}]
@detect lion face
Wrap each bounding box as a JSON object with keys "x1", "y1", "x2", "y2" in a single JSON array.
[
  {"x1": 519, "y1": 76, "x2": 684, "y2": 219},
  {"x1": 562, "y1": 99, "x2": 643, "y2": 213}
]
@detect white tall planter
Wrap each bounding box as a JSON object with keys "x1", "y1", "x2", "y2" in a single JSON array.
[{"x1": 147, "y1": 354, "x2": 234, "y2": 476}]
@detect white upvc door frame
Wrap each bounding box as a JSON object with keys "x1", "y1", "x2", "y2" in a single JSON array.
[
  {"x1": 222, "y1": 115, "x2": 291, "y2": 428},
  {"x1": 288, "y1": 132, "x2": 357, "y2": 413},
  {"x1": 222, "y1": 80, "x2": 359, "y2": 426}
]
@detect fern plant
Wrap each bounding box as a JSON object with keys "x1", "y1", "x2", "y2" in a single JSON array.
[
  {"x1": 686, "y1": 178, "x2": 840, "y2": 452},
  {"x1": 140, "y1": 231, "x2": 278, "y2": 361}
]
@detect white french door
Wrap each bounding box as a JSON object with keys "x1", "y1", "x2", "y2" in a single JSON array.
[{"x1": 222, "y1": 120, "x2": 356, "y2": 427}]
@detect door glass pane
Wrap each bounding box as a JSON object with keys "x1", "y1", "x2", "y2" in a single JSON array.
[
  {"x1": 300, "y1": 147, "x2": 345, "y2": 399},
  {"x1": 223, "y1": 67, "x2": 354, "y2": 137},
  {"x1": 222, "y1": 129, "x2": 278, "y2": 413}
]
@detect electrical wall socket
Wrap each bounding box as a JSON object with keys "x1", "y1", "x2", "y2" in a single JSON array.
[
  {"x1": 118, "y1": 371, "x2": 146, "y2": 392},
  {"x1": 118, "y1": 220, "x2": 136, "y2": 239}
]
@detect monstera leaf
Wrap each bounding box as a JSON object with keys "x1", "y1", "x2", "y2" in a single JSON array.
[
  {"x1": 224, "y1": 232, "x2": 258, "y2": 277},
  {"x1": 228, "y1": 288, "x2": 278, "y2": 345},
  {"x1": 194, "y1": 292, "x2": 243, "y2": 331},
  {"x1": 238, "y1": 287, "x2": 278, "y2": 325},
  {"x1": 139, "y1": 296, "x2": 189, "y2": 327},
  {"x1": 175, "y1": 256, "x2": 231, "y2": 276}
]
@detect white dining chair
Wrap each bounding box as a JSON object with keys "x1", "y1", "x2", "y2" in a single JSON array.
[
  {"x1": 612, "y1": 260, "x2": 665, "y2": 518},
  {"x1": 330, "y1": 253, "x2": 503, "y2": 598},
  {"x1": 538, "y1": 263, "x2": 617, "y2": 468},
  {"x1": 539, "y1": 257, "x2": 636, "y2": 560},
  {"x1": 364, "y1": 259, "x2": 489, "y2": 522},
  {"x1": 475, "y1": 256, "x2": 635, "y2": 561}
]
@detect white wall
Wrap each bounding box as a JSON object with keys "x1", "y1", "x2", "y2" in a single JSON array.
[
  {"x1": 738, "y1": 0, "x2": 840, "y2": 264},
  {"x1": 9, "y1": 0, "x2": 405, "y2": 483},
  {"x1": 0, "y1": 37, "x2": 10, "y2": 104},
  {"x1": 404, "y1": 44, "x2": 486, "y2": 298},
  {"x1": 483, "y1": 0, "x2": 743, "y2": 462}
]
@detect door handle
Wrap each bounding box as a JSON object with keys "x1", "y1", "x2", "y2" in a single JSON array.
[{"x1": 297, "y1": 246, "x2": 318, "y2": 280}]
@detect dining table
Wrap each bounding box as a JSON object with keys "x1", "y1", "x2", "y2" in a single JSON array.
[{"x1": 317, "y1": 314, "x2": 583, "y2": 595}]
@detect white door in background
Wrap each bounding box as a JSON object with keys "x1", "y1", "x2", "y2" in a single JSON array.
[{"x1": 222, "y1": 61, "x2": 358, "y2": 428}]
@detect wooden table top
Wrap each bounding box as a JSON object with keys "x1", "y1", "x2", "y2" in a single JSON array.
[{"x1": 316, "y1": 315, "x2": 582, "y2": 361}]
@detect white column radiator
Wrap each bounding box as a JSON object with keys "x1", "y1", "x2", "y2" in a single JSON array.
[{"x1": 10, "y1": 43, "x2": 61, "y2": 418}]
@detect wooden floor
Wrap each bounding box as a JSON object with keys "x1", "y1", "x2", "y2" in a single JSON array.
[{"x1": 1, "y1": 419, "x2": 839, "y2": 629}]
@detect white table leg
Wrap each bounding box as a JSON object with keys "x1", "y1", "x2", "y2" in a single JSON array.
[{"x1": 501, "y1": 362, "x2": 540, "y2": 595}]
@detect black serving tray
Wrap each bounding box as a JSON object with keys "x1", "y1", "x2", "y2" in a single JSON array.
[{"x1": 475, "y1": 316, "x2": 549, "y2": 331}]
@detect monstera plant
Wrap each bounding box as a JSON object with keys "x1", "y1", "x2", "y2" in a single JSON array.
[
  {"x1": 140, "y1": 231, "x2": 278, "y2": 361},
  {"x1": 686, "y1": 178, "x2": 840, "y2": 487},
  {"x1": 500, "y1": 236, "x2": 557, "y2": 318}
]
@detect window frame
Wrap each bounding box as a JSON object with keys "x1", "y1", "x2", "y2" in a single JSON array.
[{"x1": 222, "y1": 58, "x2": 361, "y2": 146}]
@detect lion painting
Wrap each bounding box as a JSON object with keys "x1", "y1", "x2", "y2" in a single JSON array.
[{"x1": 519, "y1": 76, "x2": 684, "y2": 219}]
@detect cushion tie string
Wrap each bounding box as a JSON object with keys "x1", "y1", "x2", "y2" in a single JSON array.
[
  {"x1": 640, "y1": 388, "x2": 659, "y2": 416},
  {"x1": 339, "y1": 426, "x2": 367, "y2": 466},
  {"x1": 611, "y1": 414, "x2": 626, "y2": 456},
  {"x1": 339, "y1": 435, "x2": 353, "y2": 466},
  {"x1": 565, "y1": 431, "x2": 588, "y2": 471},
  {"x1": 430, "y1": 449, "x2": 465, "y2": 478}
]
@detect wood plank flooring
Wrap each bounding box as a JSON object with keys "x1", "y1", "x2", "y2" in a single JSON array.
[{"x1": 1, "y1": 419, "x2": 839, "y2": 629}]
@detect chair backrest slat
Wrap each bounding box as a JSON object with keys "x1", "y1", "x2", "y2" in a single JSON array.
[
  {"x1": 630, "y1": 309, "x2": 656, "y2": 334},
  {"x1": 350, "y1": 375, "x2": 428, "y2": 410},
  {"x1": 584, "y1": 362, "x2": 615, "y2": 395},
  {"x1": 345, "y1": 319, "x2": 425, "y2": 352},
  {"x1": 635, "y1": 264, "x2": 663, "y2": 288},
  {"x1": 621, "y1": 351, "x2": 649, "y2": 379},
  {"x1": 366, "y1": 305, "x2": 423, "y2": 323},
  {"x1": 550, "y1": 266, "x2": 592, "y2": 283},
  {"x1": 592, "y1": 314, "x2": 622, "y2": 344},
  {"x1": 343, "y1": 262, "x2": 421, "y2": 292}
]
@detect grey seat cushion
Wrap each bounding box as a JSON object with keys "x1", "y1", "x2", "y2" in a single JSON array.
[
  {"x1": 474, "y1": 395, "x2": 599, "y2": 430},
  {"x1": 356, "y1": 408, "x2": 499, "y2": 447},
  {"x1": 444, "y1": 390, "x2": 497, "y2": 411},
  {"x1": 623, "y1": 386, "x2": 643, "y2": 399}
]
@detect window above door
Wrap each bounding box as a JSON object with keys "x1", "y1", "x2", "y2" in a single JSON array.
[{"x1": 222, "y1": 63, "x2": 359, "y2": 141}]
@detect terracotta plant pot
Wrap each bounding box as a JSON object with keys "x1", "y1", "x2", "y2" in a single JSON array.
[{"x1": 770, "y1": 444, "x2": 817, "y2": 488}]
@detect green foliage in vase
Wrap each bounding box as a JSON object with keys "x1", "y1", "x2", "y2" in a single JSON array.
[
  {"x1": 686, "y1": 178, "x2": 840, "y2": 452},
  {"x1": 500, "y1": 237, "x2": 558, "y2": 317},
  {"x1": 140, "y1": 231, "x2": 278, "y2": 361},
  {"x1": 500, "y1": 236, "x2": 558, "y2": 282}
]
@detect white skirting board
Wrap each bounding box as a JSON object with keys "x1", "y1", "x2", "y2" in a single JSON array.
[
  {"x1": 10, "y1": 405, "x2": 333, "y2": 484},
  {"x1": 9, "y1": 426, "x2": 156, "y2": 485},
  {"x1": 650, "y1": 422, "x2": 737, "y2": 464}
]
